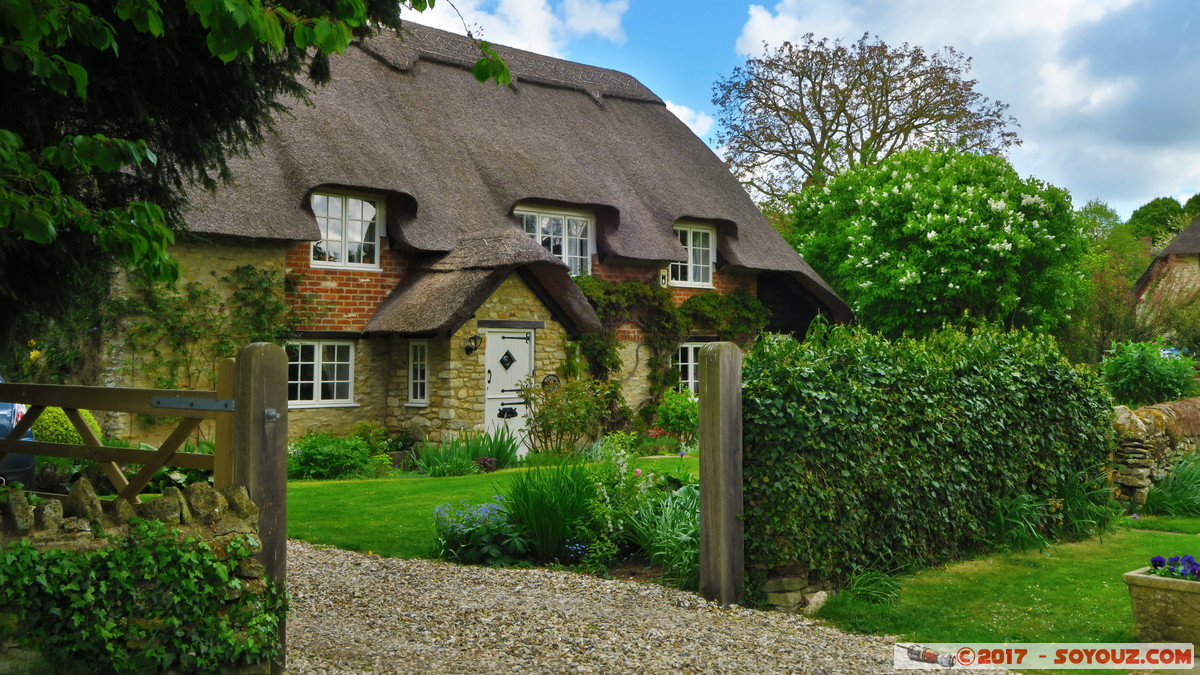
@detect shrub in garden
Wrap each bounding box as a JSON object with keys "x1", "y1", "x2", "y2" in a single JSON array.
[
  {"x1": 1101, "y1": 339, "x2": 1199, "y2": 407},
  {"x1": 626, "y1": 484, "x2": 700, "y2": 591},
  {"x1": 654, "y1": 389, "x2": 698, "y2": 445},
  {"x1": 742, "y1": 322, "x2": 1115, "y2": 582},
  {"x1": 287, "y1": 432, "x2": 386, "y2": 480},
  {"x1": 502, "y1": 457, "x2": 598, "y2": 563},
  {"x1": 1143, "y1": 454, "x2": 1200, "y2": 516},
  {"x1": 433, "y1": 498, "x2": 529, "y2": 566},
  {"x1": 414, "y1": 426, "x2": 520, "y2": 477},
  {"x1": 519, "y1": 377, "x2": 611, "y2": 454},
  {"x1": 29, "y1": 406, "x2": 102, "y2": 444}
]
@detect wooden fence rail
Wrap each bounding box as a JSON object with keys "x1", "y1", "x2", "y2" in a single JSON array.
[{"x1": 0, "y1": 364, "x2": 236, "y2": 503}]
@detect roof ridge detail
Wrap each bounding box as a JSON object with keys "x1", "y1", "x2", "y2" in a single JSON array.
[{"x1": 358, "y1": 21, "x2": 661, "y2": 104}]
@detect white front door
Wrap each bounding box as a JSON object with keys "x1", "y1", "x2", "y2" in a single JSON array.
[{"x1": 484, "y1": 329, "x2": 535, "y2": 441}]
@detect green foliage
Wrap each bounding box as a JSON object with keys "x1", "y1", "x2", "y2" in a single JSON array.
[
  {"x1": 29, "y1": 406, "x2": 101, "y2": 445},
  {"x1": 287, "y1": 432, "x2": 386, "y2": 481},
  {"x1": 843, "y1": 570, "x2": 901, "y2": 605},
  {"x1": 741, "y1": 323, "x2": 1115, "y2": 581},
  {"x1": 626, "y1": 484, "x2": 701, "y2": 591},
  {"x1": 985, "y1": 493, "x2": 1052, "y2": 552},
  {"x1": 0, "y1": 0, "x2": 508, "y2": 363},
  {"x1": 1143, "y1": 455, "x2": 1200, "y2": 516},
  {"x1": 502, "y1": 458, "x2": 597, "y2": 564},
  {"x1": 788, "y1": 148, "x2": 1085, "y2": 338},
  {"x1": 1074, "y1": 198, "x2": 1123, "y2": 244},
  {"x1": 432, "y1": 498, "x2": 529, "y2": 567},
  {"x1": 1128, "y1": 196, "x2": 1185, "y2": 245},
  {"x1": 520, "y1": 377, "x2": 613, "y2": 454},
  {"x1": 678, "y1": 288, "x2": 770, "y2": 347},
  {"x1": 1101, "y1": 339, "x2": 1199, "y2": 407},
  {"x1": 111, "y1": 266, "x2": 306, "y2": 392},
  {"x1": 414, "y1": 426, "x2": 520, "y2": 476},
  {"x1": 653, "y1": 389, "x2": 699, "y2": 445},
  {"x1": 0, "y1": 519, "x2": 285, "y2": 672}
]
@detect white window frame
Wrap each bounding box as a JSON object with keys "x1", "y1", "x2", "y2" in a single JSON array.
[
  {"x1": 670, "y1": 222, "x2": 716, "y2": 288},
  {"x1": 675, "y1": 342, "x2": 706, "y2": 394},
  {"x1": 310, "y1": 191, "x2": 383, "y2": 270},
  {"x1": 408, "y1": 341, "x2": 429, "y2": 406},
  {"x1": 286, "y1": 340, "x2": 355, "y2": 407},
  {"x1": 514, "y1": 205, "x2": 594, "y2": 275}
]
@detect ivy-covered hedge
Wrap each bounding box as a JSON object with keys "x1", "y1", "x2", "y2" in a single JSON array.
[
  {"x1": 742, "y1": 323, "x2": 1115, "y2": 579},
  {"x1": 0, "y1": 519, "x2": 285, "y2": 672}
]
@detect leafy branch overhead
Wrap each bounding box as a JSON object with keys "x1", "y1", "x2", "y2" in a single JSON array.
[
  {"x1": 713, "y1": 33, "x2": 1020, "y2": 204},
  {"x1": 0, "y1": 0, "x2": 509, "y2": 344}
]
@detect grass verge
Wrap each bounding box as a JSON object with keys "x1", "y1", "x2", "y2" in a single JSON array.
[{"x1": 816, "y1": 529, "x2": 1199, "y2": 645}]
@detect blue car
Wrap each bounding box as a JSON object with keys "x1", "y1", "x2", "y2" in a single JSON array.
[{"x1": 0, "y1": 375, "x2": 35, "y2": 487}]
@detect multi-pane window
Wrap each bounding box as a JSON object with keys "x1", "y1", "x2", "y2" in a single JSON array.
[
  {"x1": 515, "y1": 207, "x2": 592, "y2": 275},
  {"x1": 287, "y1": 341, "x2": 354, "y2": 405},
  {"x1": 670, "y1": 223, "x2": 715, "y2": 287},
  {"x1": 311, "y1": 192, "x2": 381, "y2": 268},
  {"x1": 409, "y1": 341, "x2": 429, "y2": 405},
  {"x1": 675, "y1": 343, "x2": 705, "y2": 393}
]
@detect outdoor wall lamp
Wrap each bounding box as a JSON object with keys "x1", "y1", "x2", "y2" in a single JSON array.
[{"x1": 464, "y1": 334, "x2": 483, "y2": 355}]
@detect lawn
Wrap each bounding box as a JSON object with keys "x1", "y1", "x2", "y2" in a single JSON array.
[
  {"x1": 815, "y1": 526, "x2": 1200, "y2": 647},
  {"x1": 287, "y1": 455, "x2": 699, "y2": 558}
]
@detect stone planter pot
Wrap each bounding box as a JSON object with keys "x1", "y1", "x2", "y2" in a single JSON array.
[{"x1": 1123, "y1": 566, "x2": 1200, "y2": 643}]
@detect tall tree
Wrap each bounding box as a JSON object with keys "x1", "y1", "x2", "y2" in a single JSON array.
[
  {"x1": 788, "y1": 148, "x2": 1082, "y2": 339},
  {"x1": 1074, "y1": 198, "x2": 1122, "y2": 244},
  {"x1": 1127, "y1": 196, "x2": 1184, "y2": 245},
  {"x1": 713, "y1": 33, "x2": 1020, "y2": 206},
  {"x1": 0, "y1": 0, "x2": 506, "y2": 365}
]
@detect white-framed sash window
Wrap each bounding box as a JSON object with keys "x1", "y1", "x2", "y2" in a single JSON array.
[
  {"x1": 515, "y1": 206, "x2": 593, "y2": 275},
  {"x1": 287, "y1": 341, "x2": 354, "y2": 406},
  {"x1": 675, "y1": 342, "x2": 706, "y2": 393},
  {"x1": 670, "y1": 223, "x2": 715, "y2": 288},
  {"x1": 408, "y1": 341, "x2": 429, "y2": 405},
  {"x1": 310, "y1": 192, "x2": 382, "y2": 269}
]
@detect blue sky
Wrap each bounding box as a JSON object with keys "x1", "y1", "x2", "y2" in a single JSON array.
[{"x1": 412, "y1": 0, "x2": 1200, "y2": 220}]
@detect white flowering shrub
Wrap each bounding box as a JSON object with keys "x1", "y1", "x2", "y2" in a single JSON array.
[{"x1": 788, "y1": 148, "x2": 1085, "y2": 338}]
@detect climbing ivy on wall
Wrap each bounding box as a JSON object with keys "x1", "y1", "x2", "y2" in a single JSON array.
[
  {"x1": 572, "y1": 276, "x2": 770, "y2": 408},
  {"x1": 111, "y1": 265, "x2": 320, "y2": 392}
]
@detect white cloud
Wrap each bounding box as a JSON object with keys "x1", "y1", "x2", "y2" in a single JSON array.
[
  {"x1": 409, "y1": 0, "x2": 628, "y2": 58},
  {"x1": 665, "y1": 100, "x2": 714, "y2": 138}
]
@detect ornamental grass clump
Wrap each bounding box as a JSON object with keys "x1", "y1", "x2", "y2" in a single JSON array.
[
  {"x1": 414, "y1": 426, "x2": 521, "y2": 477},
  {"x1": 503, "y1": 457, "x2": 597, "y2": 563},
  {"x1": 1147, "y1": 554, "x2": 1200, "y2": 581},
  {"x1": 626, "y1": 484, "x2": 700, "y2": 591},
  {"x1": 1143, "y1": 454, "x2": 1200, "y2": 517}
]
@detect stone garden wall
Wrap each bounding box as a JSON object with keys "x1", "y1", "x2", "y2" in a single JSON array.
[
  {"x1": 1111, "y1": 398, "x2": 1200, "y2": 505},
  {"x1": 0, "y1": 480, "x2": 270, "y2": 673}
]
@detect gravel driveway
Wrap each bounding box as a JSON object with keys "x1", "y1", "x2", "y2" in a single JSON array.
[{"x1": 285, "y1": 539, "x2": 910, "y2": 674}]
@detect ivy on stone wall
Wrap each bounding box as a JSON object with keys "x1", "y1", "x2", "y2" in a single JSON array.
[
  {"x1": 572, "y1": 276, "x2": 769, "y2": 410},
  {"x1": 0, "y1": 518, "x2": 285, "y2": 672},
  {"x1": 110, "y1": 265, "x2": 318, "y2": 392}
]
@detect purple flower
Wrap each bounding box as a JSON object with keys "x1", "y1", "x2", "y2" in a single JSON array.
[
  {"x1": 678, "y1": 449, "x2": 687, "y2": 457},
  {"x1": 1130, "y1": 513, "x2": 1140, "y2": 521},
  {"x1": 1151, "y1": 556, "x2": 1167, "y2": 569}
]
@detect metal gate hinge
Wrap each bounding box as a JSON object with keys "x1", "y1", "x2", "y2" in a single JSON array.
[{"x1": 152, "y1": 396, "x2": 235, "y2": 412}]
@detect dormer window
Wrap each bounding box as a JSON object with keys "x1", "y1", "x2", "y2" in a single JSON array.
[
  {"x1": 515, "y1": 205, "x2": 593, "y2": 275},
  {"x1": 670, "y1": 223, "x2": 715, "y2": 288},
  {"x1": 311, "y1": 192, "x2": 382, "y2": 269}
]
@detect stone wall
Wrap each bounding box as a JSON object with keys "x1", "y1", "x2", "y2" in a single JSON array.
[
  {"x1": 0, "y1": 479, "x2": 271, "y2": 673},
  {"x1": 1111, "y1": 398, "x2": 1200, "y2": 505},
  {"x1": 756, "y1": 562, "x2": 836, "y2": 615}
]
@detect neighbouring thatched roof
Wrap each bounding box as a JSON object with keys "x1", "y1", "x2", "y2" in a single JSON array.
[
  {"x1": 185, "y1": 22, "x2": 852, "y2": 323},
  {"x1": 1155, "y1": 214, "x2": 1200, "y2": 257},
  {"x1": 364, "y1": 229, "x2": 600, "y2": 336}
]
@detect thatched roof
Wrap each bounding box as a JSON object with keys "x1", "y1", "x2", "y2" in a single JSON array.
[
  {"x1": 1155, "y1": 214, "x2": 1200, "y2": 257},
  {"x1": 185, "y1": 22, "x2": 852, "y2": 323},
  {"x1": 365, "y1": 229, "x2": 599, "y2": 335}
]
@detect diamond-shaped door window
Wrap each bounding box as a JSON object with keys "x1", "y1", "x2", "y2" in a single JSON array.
[{"x1": 499, "y1": 350, "x2": 517, "y2": 371}]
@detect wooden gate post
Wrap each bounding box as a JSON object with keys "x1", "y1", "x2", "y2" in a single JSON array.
[
  {"x1": 698, "y1": 342, "x2": 744, "y2": 604},
  {"x1": 231, "y1": 343, "x2": 288, "y2": 672}
]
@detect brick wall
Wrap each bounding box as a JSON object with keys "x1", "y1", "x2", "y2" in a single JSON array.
[{"x1": 284, "y1": 239, "x2": 407, "y2": 331}]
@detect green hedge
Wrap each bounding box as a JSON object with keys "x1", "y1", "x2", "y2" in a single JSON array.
[{"x1": 742, "y1": 323, "x2": 1115, "y2": 579}]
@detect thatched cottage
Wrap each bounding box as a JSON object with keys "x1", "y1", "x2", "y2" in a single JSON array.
[
  {"x1": 1136, "y1": 214, "x2": 1200, "y2": 309},
  {"x1": 108, "y1": 23, "x2": 850, "y2": 443}
]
